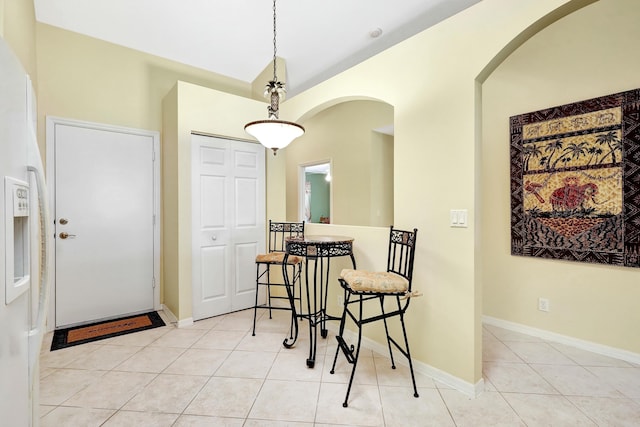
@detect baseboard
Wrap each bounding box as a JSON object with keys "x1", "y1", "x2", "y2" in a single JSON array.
[
  {"x1": 326, "y1": 324, "x2": 483, "y2": 398},
  {"x1": 483, "y1": 315, "x2": 640, "y2": 365},
  {"x1": 159, "y1": 305, "x2": 177, "y2": 325},
  {"x1": 160, "y1": 304, "x2": 194, "y2": 328}
]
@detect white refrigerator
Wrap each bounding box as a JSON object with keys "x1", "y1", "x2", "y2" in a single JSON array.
[{"x1": 0, "y1": 36, "x2": 52, "y2": 426}]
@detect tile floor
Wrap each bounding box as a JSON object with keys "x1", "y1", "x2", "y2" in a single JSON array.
[{"x1": 39, "y1": 309, "x2": 640, "y2": 426}]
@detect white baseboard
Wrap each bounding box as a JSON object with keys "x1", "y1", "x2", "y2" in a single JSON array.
[
  {"x1": 160, "y1": 305, "x2": 194, "y2": 328},
  {"x1": 483, "y1": 315, "x2": 640, "y2": 365},
  {"x1": 176, "y1": 317, "x2": 194, "y2": 328},
  {"x1": 326, "y1": 324, "x2": 483, "y2": 398}
]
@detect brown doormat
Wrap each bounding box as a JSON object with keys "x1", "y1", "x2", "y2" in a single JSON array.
[{"x1": 50, "y1": 311, "x2": 166, "y2": 351}]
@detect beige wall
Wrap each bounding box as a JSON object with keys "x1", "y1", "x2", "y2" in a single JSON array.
[
  {"x1": 35, "y1": 23, "x2": 252, "y2": 159},
  {"x1": 1, "y1": 0, "x2": 37, "y2": 83},
  {"x1": 284, "y1": 100, "x2": 394, "y2": 226},
  {"x1": 161, "y1": 81, "x2": 277, "y2": 319},
  {"x1": 482, "y1": 0, "x2": 640, "y2": 353},
  {"x1": 282, "y1": 0, "x2": 591, "y2": 385}
]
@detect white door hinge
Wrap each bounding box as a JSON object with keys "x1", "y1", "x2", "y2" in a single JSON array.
[{"x1": 152, "y1": 277, "x2": 156, "y2": 288}]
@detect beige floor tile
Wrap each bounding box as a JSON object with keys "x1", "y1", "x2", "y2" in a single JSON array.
[
  {"x1": 39, "y1": 404, "x2": 56, "y2": 418},
  {"x1": 483, "y1": 327, "x2": 500, "y2": 342},
  {"x1": 214, "y1": 350, "x2": 276, "y2": 378},
  {"x1": 483, "y1": 377, "x2": 497, "y2": 391},
  {"x1": 324, "y1": 352, "x2": 377, "y2": 385},
  {"x1": 374, "y1": 355, "x2": 435, "y2": 388},
  {"x1": 245, "y1": 421, "x2": 312, "y2": 427},
  {"x1": 213, "y1": 310, "x2": 255, "y2": 331},
  {"x1": 188, "y1": 315, "x2": 224, "y2": 330},
  {"x1": 380, "y1": 386, "x2": 455, "y2": 426},
  {"x1": 38, "y1": 311, "x2": 639, "y2": 426},
  {"x1": 163, "y1": 348, "x2": 230, "y2": 376},
  {"x1": 40, "y1": 342, "x2": 102, "y2": 368},
  {"x1": 184, "y1": 377, "x2": 263, "y2": 418},
  {"x1": 122, "y1": 373, "x2": 208, "y2": 413},
  {"x1": 315, "y1": 382, "x2": 384, "y2": 426},
  {"x1": 484, "y1": 325, "x2": 544, "y2": 342},
  {"x1": 101, "y1": 410, "x2": 179, "y2": 426},
  {"x1": 268, "y1": 351, "x2": 325, "y2": 381},
  {"x1": 502, "y1": 392, "x2": 597, "y2": 426},
  {"x1": 483, "y1": 361, "x2": 559, "y2": 394},
  {"x1": 64, "y1": 344, "x2": 142, "y2": 370},
  {"x1": 40, "y1": 406, "x2": 115, "y2": 427},
  {"x1": 567, "y1": 395, "x2": 640, "y2": 427},
  {"x1": 550, "y1": 342, "x2": 636, "y2": 367},
  {"x1": 148, "y1": 328, "x2": 207, "y2": 348},
  {"x1": 39, "y1": 365, "x2": 56, "y2": 379},
  {"x1": 587, "y1": 366, "x2": 640, "y2": 398},
  {"x1": 532, "y1": 364, "x2": 625, "y2": 397},
  {"x1": 191, "y1": 329, "x2": 247, "y2": 350},
  {"x1": 237, "y1": 331, "x2": 289, "y2": 352},
  {"x1": 482, "y1": 340, "x2": 523, "y2": 363},
  {"x1": 440, "y1": 389, "x2": 526, "y2": 427},
  {"x1": 114, "y1": 346, "x2": 185, "y2": 373},
  {"x1": 39, "y1": 368, "x2": 106, "y2": 406},
  {"x1": 252, "y1": 310, "x2": 297, "y2": 334},
  {"x1": 249, "y1": 379, "x2": 320, "y2": 423},
  {"x1": 174, "y1": 414, "x2": 245, "y2": 426},
  {"x1": 505, "y1": 341, "x2": 577, "y2": 365},
  {"x1": 63, "y1": 371, "x2": 156, "y2": 409}
]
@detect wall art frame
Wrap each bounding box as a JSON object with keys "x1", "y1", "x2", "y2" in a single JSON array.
[{"x1": 510, "y1": 88, "x2": 640, "y2": 267}]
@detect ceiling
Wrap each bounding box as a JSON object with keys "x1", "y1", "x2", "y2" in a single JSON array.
[{"x1": 33, "y1": 0, "x2": 481, "y2": 96}]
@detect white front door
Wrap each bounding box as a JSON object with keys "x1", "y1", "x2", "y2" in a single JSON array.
[
  {"x1": 49, "y1": 119, "x2": 159, "y2": 328},
  {"x1": 191, "y1": 134, "x2": 265, "y2": 321}
]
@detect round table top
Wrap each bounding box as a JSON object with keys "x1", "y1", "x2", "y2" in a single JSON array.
[{"x1": 286, "y1": 235, "x2": 354, "y2": 244}]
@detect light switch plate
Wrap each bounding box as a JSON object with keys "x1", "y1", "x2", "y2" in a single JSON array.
[{"x1": 450, "y1": 209, "x2": 468, "y2": 228}]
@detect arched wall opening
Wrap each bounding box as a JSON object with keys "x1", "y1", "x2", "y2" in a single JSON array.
[
  {"x1": 479, "y1": 0, "x2": 640, "y2": 357},
  {"x1": 285, "y1": 98, "x2": 394, "y2": 227}
]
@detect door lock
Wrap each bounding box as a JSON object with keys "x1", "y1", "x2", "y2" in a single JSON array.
[
  {"x1": 59, "y1": 232, "x2": 76, "y2": 239},
  {"x1": 59, "y1": 218, "x2": 69, "y2": 225}
]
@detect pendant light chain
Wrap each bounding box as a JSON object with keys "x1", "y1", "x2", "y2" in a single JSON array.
[
  {"x1": 244, "y1": 0, "x2": 304, "y2": 155},
  {"x1": 272, "y1": 0, "x2": 277, "y2": 81}
]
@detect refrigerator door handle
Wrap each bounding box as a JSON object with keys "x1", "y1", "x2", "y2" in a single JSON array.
[{"x1": 26, "y1": 161, "x2": 52, "y2": 387}]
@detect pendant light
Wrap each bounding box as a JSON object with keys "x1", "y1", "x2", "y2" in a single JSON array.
[{"x1": 245, "y1": 0, "x2": 305, "y2": 155}]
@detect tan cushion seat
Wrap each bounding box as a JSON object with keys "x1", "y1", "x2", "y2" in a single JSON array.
[
  {"x1": 340, "y1": 269, "x2": 409, "y2": 293},
  {"x1": 255, "y1": 251, "x2": 303, "y2": 265}
]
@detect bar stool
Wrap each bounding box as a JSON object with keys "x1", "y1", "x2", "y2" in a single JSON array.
[
  {"x1": 252, "y1": 220, "x2": 305, "y2": 336},
  {"x1": 330, "y1": 226, "x2": 419, "y2": 407}
]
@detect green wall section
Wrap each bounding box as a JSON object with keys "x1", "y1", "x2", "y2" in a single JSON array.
[{"x1": 306, "y1": 173, "x2": 330, "y2": 223}]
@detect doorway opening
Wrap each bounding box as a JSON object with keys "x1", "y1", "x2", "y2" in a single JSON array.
[{"x1": 299, "y1": 161, "x2": 331, "y2": 224}]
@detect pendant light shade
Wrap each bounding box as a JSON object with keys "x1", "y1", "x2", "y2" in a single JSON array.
[
  {"x1": 245, "y1": 0, "x2": 304, "y2": 155},
  {"x1": 244, "y1": 119, "x2": 305, "y2": 153}
]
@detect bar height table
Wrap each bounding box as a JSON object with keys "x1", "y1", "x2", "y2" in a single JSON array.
[{"x1": 282, "y1": 235, "x2": 356, "y2": 368}]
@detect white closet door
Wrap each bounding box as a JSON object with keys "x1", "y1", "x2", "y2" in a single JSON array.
[{"x1": 191, "y1": 134, "x2": 265, "y2": 320}]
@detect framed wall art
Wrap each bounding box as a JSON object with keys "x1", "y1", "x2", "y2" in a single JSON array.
[{"x1": 510, "y1": 88, "x2": 640, "y2": 267}]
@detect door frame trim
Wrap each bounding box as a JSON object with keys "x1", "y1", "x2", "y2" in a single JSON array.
[{"x1": 45, "y1": 116, "x2": 161, "y2": 331}]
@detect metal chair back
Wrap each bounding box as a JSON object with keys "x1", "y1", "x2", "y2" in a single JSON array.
[
  {"x1": 387, "y1": 227, "x2": 418, "y2": 287},
  {"x1": 267, "y1": 221, "x2": 305, "y2": 253}
]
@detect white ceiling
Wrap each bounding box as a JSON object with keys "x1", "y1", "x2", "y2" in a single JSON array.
[{"x1": 33, "y1": 0, "x2": 481, "y2": 96}]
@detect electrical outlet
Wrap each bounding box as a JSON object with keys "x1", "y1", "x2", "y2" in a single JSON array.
[{"x1": 538, "y1": 297, "x2": 550, "y2": 312}]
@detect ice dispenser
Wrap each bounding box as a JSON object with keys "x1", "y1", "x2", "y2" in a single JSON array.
[{"x1": 4, "y1": 177, "x2": 30, "y2": 304}]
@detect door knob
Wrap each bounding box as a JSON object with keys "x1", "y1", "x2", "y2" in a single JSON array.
[
  {"x1": 212, "y1": 236, "x2": 217, "y2": 241},
  {"x1": 59, "y1": 232, "x2": 76, "y2": 239},
  {"x1": 59, "y1": 218, "x2": 69, "y2": 225}
]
